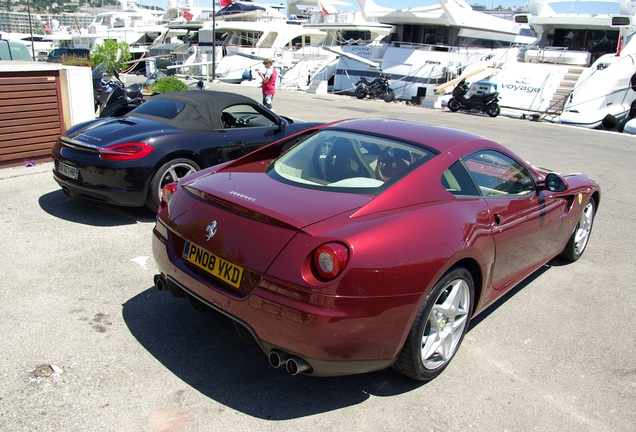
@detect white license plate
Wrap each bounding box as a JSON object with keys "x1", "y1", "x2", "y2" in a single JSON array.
[{"x1": 57, "y1": 161, "x2": 78, "y2": 180}]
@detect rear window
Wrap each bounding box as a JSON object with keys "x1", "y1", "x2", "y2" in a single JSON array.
[
  {"x1": 0, "y1": 40, "x2": 33, "y2": 61},
  {"x1": 268, "y1": 130, "x2": 435, "y2": 192},
  {"x1": 130, "y1": 98, "x2": 186, "y2": 119}
]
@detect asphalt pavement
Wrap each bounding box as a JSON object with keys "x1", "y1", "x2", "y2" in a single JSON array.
[{"x1": 0, "y1": 79, "x2": 634, "y2": 431}]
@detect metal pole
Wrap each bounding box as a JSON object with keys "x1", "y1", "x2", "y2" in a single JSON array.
[
  {"x1": 26, "y1": 0, "x2": 36, "y2": 60},
  {"x1": 212, "y1": 0, "x2": 216, "y2": 82}
]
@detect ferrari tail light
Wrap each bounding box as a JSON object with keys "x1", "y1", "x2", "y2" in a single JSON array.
[
  {"x1": 98, "y1": 142, "x2": 153, "y2": 160},
  {"x1": 312, "y1": 242, "x2": 349, "y2": 281}
]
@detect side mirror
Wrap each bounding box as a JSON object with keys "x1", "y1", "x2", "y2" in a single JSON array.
[{"x1": 543, "y1": 172, "x2": 568, "y2": 192}]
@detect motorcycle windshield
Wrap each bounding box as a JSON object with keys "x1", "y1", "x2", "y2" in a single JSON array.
[{"x1": 92, "y1": 62, "x2": 108, "y2": 80}]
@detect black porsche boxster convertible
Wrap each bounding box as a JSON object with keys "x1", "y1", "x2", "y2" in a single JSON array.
[{"x1": 52, "y1": 90, "x2": 322, "y2": 211}]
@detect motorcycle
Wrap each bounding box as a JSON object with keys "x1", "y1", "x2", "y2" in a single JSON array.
[
  {"x1": 355, "y1": 73, "x2": 395, "y2": 103},
  {"x1": 447, "y1": 79, "x2": 501, "y2": 117},
  {"x1": 92, "y1": 62, "x2": 112, "y2": 111},
  {"x1": 93, "y1": 63, "x2": 146, "y2": 118}
]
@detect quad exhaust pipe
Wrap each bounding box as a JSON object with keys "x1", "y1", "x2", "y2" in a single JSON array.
[{"x1": 269, "y1": 349, "x2": 312, "y2": 376}]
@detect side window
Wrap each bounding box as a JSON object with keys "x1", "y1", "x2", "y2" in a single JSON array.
[
  {"x1": 441, "y1": 161, "x2": 480, "y2": 196},
  {"x1": 221, "y1": 104, "x2": 272, "y2": 128},
  {"x1": 462, "y1": 150, "x2": 535, "y2": 197}
]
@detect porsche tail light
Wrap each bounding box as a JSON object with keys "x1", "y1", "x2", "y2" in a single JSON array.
[
  {"x1": 312, "y1": 242, "x2": 349, "y2": 280},
  {"x1": 159, "y1": 183, "x2": 177, "y2": 213},
  {"x1": 98, "y1": 142, "x2": 153, "y2": 160}
]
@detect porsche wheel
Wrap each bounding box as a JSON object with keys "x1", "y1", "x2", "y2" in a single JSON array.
[
  {"x1": 394, "y1": 267, "x2": 473, "y2": 381},
  {"x1": 146, "y1": 158, "x2": 201, "y2": 212},
  {"x1": 355, "y1": 85, "x2": 367, "y2": 99},
  {"x1": 560, "y1": 198, "x2": 596, "y2": 261},
  {"x1": 447, "y1": 98, "x2": 460, "y2": 112}
]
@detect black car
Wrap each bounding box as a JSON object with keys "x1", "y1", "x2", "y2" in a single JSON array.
[
  {"x1": 52, "y1": 90, "x2": 323, "y2": 211},
  {"x1": 46, "y1": 47, "x2": 90, "y2": 62}
]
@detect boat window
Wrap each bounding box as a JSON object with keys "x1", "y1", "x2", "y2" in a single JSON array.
[
  {"x1": 268, "y1": 130, "x2": 435, "y2": 192},
  {"x1": 550, "y1": 1, "x2": 621, "y2": 14}
]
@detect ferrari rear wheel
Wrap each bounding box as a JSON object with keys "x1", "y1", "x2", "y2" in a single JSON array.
[
  {"x1": 394, "y1": 267, "x2": 473, "y2": 381},
  {"x1": 560, "y1": 198, "x2": 596, "y2": 261},
  {"x1": 146, "y1": 158, "x2": 201, "y2": 212}
]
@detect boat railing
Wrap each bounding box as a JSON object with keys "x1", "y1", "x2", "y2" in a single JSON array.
[
  {"x1": 307, "y1": 11, "x2": 363, "y2": 24},
  {"x1": 519, "y1": 45, "x2": 591, "y2": 66},
  {"x1": 388, "y1": 41, "x2": 460, "y2": 53}
]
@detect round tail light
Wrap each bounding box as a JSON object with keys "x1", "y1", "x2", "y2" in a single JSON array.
[{"x1": 312, "y1": 242, "x2": 349, "y2": 281}]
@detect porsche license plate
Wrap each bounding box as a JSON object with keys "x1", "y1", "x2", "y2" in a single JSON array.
[
  {"x1": 183, "y1": 241, "x2": 243, "y2": 289},
  {"x1": 57, "y1": 161, "x2": 78, "y2": 180}
]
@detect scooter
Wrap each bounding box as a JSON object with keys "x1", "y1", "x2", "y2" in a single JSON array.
[
  {"x1": 447, "y1": 79, "x2": 501, "y2": 117},
  {"x1": 95, "y1": 69, "x2": 144, "y2": 118},
  {"x1": 92, "y1": 63, "x2": 113, "y2": 112},
  {"x1": 355, "y1": 73, "x2": 395, "y2": 103}
]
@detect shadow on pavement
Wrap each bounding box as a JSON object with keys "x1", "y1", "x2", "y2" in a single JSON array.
[
  {"x1": 122, "y1": 287, "x2": 425, "y2": 420},
  {"x1": 39, "y1": 190, "x2": 155, "y2": 226},
  {"x1": 468, "y1": 263, "x2": 551, "y2": 329}
]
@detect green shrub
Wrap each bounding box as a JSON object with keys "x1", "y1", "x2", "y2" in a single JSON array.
[
  {"x1": 61, "y1": 56, "x2": 93, "y2": 67},
  {"x1": 148, "y1": 76, "x2": 189, "y2": 94},
  {"x1": 91, "y1": 40, "x2": 132, "y2": 73}
]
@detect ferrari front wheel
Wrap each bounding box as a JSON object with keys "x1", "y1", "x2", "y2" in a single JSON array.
[
  {"x1": 394, "y1": 267, "x2": 473, "y2": 381},
  {"x1": 146, "y1": 158, "x2": 201, "y2": 212},
  {"x1": 560, "y1": 198, "x2": 596, "y2": 261}
]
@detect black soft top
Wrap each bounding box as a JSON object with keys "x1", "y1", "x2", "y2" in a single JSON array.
[{"x1": 128, "y1": 90, "x2": 265, "y2": 131}]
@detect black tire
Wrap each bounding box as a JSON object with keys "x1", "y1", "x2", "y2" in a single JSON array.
[
  {"x1": 145, "y1": 158, "x2": 200, "y2": 212},
  {"x1": 447, "y1": 98, "x2": 460, "y2": 112},
  {"x1": 486, "y1": 103, "x2": 501, "y2": 117},
  {"x1": 560, "y1": 198, "x2": 596, "y2": 261},
  {"x1": 355, "y1": 85, "x2": 367, "y2": 99},
  {"x1": 393, "y1": 267, "x2": 474, "y2": 381},
  {"x1": 382, "y1": 88, "x2": 395, "y2": 102}
]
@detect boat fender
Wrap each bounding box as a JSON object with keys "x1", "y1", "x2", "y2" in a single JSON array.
[{"x1": 630, "y1": 73, "x2": 636, "y2": 92}]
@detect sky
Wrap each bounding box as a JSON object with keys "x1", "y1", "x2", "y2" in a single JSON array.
[{"x1": 141, "y1": 0, "x2": 528, "y2": 12}]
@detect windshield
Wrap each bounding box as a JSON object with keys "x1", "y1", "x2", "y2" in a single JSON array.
[
  {"x1": 92, "y1": 62, "x2": 108, "y2": 79},
  {"x1": 268, "y1": 130, "x2": 435, "y2": 192}
]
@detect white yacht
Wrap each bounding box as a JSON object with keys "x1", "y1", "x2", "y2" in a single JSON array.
[
  {"x1": 87, "y1": 2, "x2": 164, "y2": 34},
  {"x1": 171, "y1": 1, "x2": 327, "y2": 83},
  {"x1": 504, "y1": 0, "x2": 636, "y2": 128},
  {"x1": 329, "y1": 0, "x2": 535, "y2": 102},
  {"x1": 279, "y1": 2, "x2": 392, "y2": 92},
  {"x1": 200, "y1": 19, "x2": 326, "y2": 83}
]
